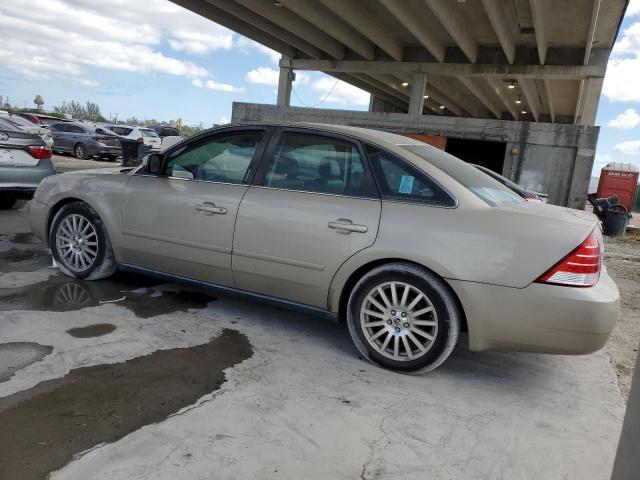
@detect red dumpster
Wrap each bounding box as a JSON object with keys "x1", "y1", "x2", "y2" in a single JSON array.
[{"x1": 596, "y1": 162, "x2": 639, "y2": 212}]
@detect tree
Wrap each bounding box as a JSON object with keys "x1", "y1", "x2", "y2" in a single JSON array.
[{"x1": 53, "y1": 100, "x2": 107, "y2": 122}]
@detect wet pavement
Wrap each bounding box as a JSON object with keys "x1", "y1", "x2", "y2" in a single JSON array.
[{"x1": 0, "y1": 203, "x2": 629, "y2": 480}]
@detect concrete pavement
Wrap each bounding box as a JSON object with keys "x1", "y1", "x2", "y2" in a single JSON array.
[{"x1": 0, "y1": 205, "x2": 627, "y2": 480}]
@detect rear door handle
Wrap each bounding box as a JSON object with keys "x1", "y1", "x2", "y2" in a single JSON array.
[
  {"x1": 195, "y1": 202, "x2": 227, "y2": 215},
  {"x1": 328, "y1": 219, "x2": 368, "y2": 234}
]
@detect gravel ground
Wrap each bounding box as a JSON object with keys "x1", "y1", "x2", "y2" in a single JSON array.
[{"x1": 604, "y1": 234, "x2": 640, "y2": 400}]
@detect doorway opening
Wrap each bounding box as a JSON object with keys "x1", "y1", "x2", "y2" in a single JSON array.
[{"x1": 444, "y1": 138, "x2": 507, "y2": 175}]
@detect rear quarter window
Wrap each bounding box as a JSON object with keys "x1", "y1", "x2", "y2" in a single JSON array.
[{"x1": 401, "y1": 144, "x2": 523, "y2": 206}]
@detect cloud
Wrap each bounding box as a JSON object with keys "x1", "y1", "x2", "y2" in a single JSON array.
[
  {"x1": 0, "y1": 0, "x2": 234, "y2": 86},
  {"x1": 219, "y1": 116, "x2": 230, "y2": 125},
  {"x1": 192, "y1": 79, "x2": 244, "y2": 93},
  {"x1": 311, "y1": 77, "x2": 370, "y2": 106},
  {"x1": 607, "y1": 108, "x2": 640, "y2": 129},
  {"x1": 245, "y1": 67, "x2": 309, "y2": 86},
  {"x1": 614, "y1": 140, "x2": 640, "y2": 154},
  {"x1": 627, "y1": 0, "x2": 640, "y2": 17},
  {"x1": 603, "y1": 21, "x2": 640, "y2": 102},
  {"x1": 593, "y1": 153, "x2": 613, "y2": 174}
]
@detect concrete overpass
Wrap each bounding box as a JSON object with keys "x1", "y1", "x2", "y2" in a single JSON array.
[{"x1": 171, "y1": 0, "x2": 629, "y2": 207}]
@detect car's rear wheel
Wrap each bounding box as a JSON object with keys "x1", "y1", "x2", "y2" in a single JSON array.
[
  {"x1": 73, "y1": 143, "x2": 88, "y2": 160},
  {"x1": 347, "y1": 263, "x2": 460, "y2": 373},
  {"x1": 0, "y1": 194, "x2": 18, "y2": 210},
  {"x1": 49, "y1": 202, "x2": 116, "y2": 280}
]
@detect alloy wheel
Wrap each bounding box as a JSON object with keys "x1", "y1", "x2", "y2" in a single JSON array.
[
  {"x1": 55, "y1": 213, "x2": 99, "y2": 273},
  {"x1": 360, "y1": 281, "x2": 438, "y2": 361}
]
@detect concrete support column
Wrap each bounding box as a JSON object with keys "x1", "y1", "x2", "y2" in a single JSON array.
[
  {"x1": 277, "y1": 57, "x2": 294, "y2": 107},
  {"x1": 408, "y1": 73, "x2": 428, "y2": 116}
]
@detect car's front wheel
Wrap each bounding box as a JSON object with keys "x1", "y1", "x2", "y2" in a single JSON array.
[
  {"x1": 347, "y1": 263, "x2": 460, "y2": 373},
  {"x1": 49, "y1": 202, "x2": 116, "y2": 280},
  {"x1": 73, "y1": 143, "x2": 88, "y2": 160}
]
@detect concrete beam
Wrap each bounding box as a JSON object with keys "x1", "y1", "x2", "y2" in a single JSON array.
[
  {"x1": 481, "y1": 0, "x2": 517, "y2": 64},
  {"x1": 428, "y1": 76, "x2": 481, "y2": 116},
  {"x1": 278, "y1": 0, "x2": 375, "y2": 60},
  {"x1": 282, "y1": 59, "x2": 606, "y2": 80},
  {"x1": 318, "y1": 0, "x2": 404, "y2": 61},
  {"x1": 584, "y1": 0, "x2": 602, "y2": 65},
  {"x1": 458, "y1": 76, "x2": 501, "y2": 118},
  {"x1": 529, "y1": 0, "x2": 548, "y2": 64},
  {"x1": 379, "y1": 0, "x2": 445, "y2": 62},
  {"x1": 544, "y1": 79, "x2": 556, "y2": 122},
  {"x1": 408, "y1": 73, "x2": 428, "y2": 116},
  {"x1": 171, "y1": 0, "x2": 296, "y2": 58},
  {"x1": 425, "y1": 0, "x2": 478, "y2": 63},
  {"x1": 234, "y1": 0, "x2": 345, "y2": 59},
  {"x1": 277, "y1": 62, "x2": 293, "y2": 107},
  {"x1": 333, "y1": 73, "x2": 407, "y2": 111},
  {"x1": 518, "y1": 77, "x2": 542, "y2": 121},
  {"x1": 484, "y1": 77, "x2": 518, "y2": 119},
  {"x1": 576, "y1": 77, "x2": 604, "y2": 125}
]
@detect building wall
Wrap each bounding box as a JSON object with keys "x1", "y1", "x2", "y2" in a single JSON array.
[{"x1": 232, "y1": 102, "x2": 600, "y2": 209}]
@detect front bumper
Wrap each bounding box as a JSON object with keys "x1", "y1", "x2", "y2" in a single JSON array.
[
  {"x1": 27, "y1": 197, "x2": 50, "y2": 241},
  {"x1": 448, "y1": 271, "x2": 620, "y2": 354},
  {"x1": 0, "y1": 159, "x2": 56, "y2": 194}
]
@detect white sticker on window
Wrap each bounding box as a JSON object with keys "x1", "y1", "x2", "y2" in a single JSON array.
[{"x1": 399, "y1": 175, "x2": 414, "y2": 194}]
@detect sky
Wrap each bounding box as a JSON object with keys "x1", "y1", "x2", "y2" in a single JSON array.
[{"x1": 1, "y1": 0, "x2": 640, "y2": 178}]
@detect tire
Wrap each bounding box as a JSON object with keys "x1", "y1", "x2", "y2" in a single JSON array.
[
  {"x1": 346, "y1": 262, "x2": 460, "y2": 374},
  {"x1": 49, "y1": 202, "x2": 117, "y2": 280},
  {"x1": 0, "y1": 194, "x2": 18, "y2": 210},
  {"x1": 74, "y1": 143, "x2": 88, "y2": 160},
  {"x1": 105, "y1": 155, "x2": 119, "y2": 162}
]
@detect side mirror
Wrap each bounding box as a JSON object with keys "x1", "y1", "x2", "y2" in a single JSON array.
[{"x1": 147, "y1": 154, "x2": 162, "y2": 175}]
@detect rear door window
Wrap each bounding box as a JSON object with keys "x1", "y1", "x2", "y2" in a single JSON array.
[{"x1": 366, "y1": 145, "x2": 456, "y2": 207}]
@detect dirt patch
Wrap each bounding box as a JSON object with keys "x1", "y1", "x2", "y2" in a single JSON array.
[
  {"x1": 0, "y1": 329, "x2": 252, "y2": 480},
  {"x1": 0, "y1": 272, "x2": 216, "y2": 318},
  {"x1": 66, "y1": 324, "x2": 117, "y2": 338},
  {"x1": 0, "y1": 342, "x2": 53, "y2": 383},
  {"x1": 604, "y1": 235, "x2": 640, "y2": 400}
]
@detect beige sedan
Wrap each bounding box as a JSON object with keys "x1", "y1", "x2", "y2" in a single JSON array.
[{"x1": 28, "y1": 123, "x2": 620, "y2": 373}]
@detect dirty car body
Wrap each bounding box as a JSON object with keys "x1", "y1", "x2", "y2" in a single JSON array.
[{"x1": 28, "y1": 123, "x2": 620, "y2": 372}]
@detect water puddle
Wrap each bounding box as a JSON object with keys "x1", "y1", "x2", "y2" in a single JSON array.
[
  {"x1": 0, "y1": 342, "x2": 53, "y2": 383},
  {"x1": 0, "y1": 329, "x2": 252, "y2": 480},
  {"x1": 0, "y1": 272, "x2": 217, "y2": 318},
  {"x1": 66, "y1": 323, "x2": 117, "y2": 338},
  {"x1": 0, "y1": 247, "x2": 52, "y2": 272}
]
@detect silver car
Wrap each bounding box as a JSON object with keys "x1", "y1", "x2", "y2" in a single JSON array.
[
  {"x1": 28, "y1": 123, "x2": 620, "y2": 372},
  {"x1": 50, "y1": 122, "x2": 121, "y2": 161},
  {"x1": 0, "y1": 117, "x2": 55, "y2": 209}
]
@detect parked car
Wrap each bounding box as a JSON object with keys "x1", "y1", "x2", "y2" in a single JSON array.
[
  {"x1": 13, "y1": 112, "x2": 72, "y2": 126},
  {"x1": 105, "y1": 125, "x2": 162, "y2": 152},
  {"x1": 150, "y1": 125, "x2": 182, "y2": 138},
  {"x1": 28, "y1": 124, "x2": 619, "y2": 373},
  {"x1": 49, "y1": 122, "x2": 121, "y2": 160},
  {"x1": 0, "y1": 117, "x2": 55, "y2": 209},
  {"x1": 473, "y1": 164, "x2": 548, "y2": 203},
  {"x1": 0, "y1": 111, "x2": 53, "y2": 147}
]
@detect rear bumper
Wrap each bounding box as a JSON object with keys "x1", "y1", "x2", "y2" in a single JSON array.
[
  {"x1": 89, "y1": 145, "x2": 122, "y2": 156},
  {"x1": 0, "y1": 159, "x2": 56, "y2": 193},
  {"x1": 448, "y1": 271, "x2": 620, "y2": 354}
]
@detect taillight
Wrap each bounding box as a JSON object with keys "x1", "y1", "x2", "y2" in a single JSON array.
[
  {"x1": 91, "y1": 135, "x2": 112, "y2": 141},
  {"x1": 136, "y1": 136, "x2": 143, "y2": 142},
  {"x1": 27, "y1": 145, "x2": 52, "y2": 159},
  {"x1": 535, "y1": 232, "x2": 601, "y2": 287}
]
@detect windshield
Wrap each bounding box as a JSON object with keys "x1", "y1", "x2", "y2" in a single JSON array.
[
  {"x1": 401, "y1": 144, "x2": 523, "y2": 206},
  {"x1": 140, "y1": 128, "x2": 158, "y2": 137}
]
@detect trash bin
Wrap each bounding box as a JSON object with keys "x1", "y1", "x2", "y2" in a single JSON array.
[
  {"x1": 604, "y1": 204, "x2": 632, "y2": 236},
  {"x1": 120, "y1": 138, "x2": 143, "y2": 167}
]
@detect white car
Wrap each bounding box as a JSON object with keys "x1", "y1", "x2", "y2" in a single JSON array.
[
  {"x1": 0, "y1": 111, "x2": 53, "y2": 147},
  {"x1": 106, "y1": 125, "x2": 161, "y2": 152}
]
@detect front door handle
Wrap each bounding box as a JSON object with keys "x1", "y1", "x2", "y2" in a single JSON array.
[
  {"x1": 195, "y1": 202, "x2": 227, "y2": 215},
  {"x1": 328, "y1": 218, "x2": 368, "y2": 234}
]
